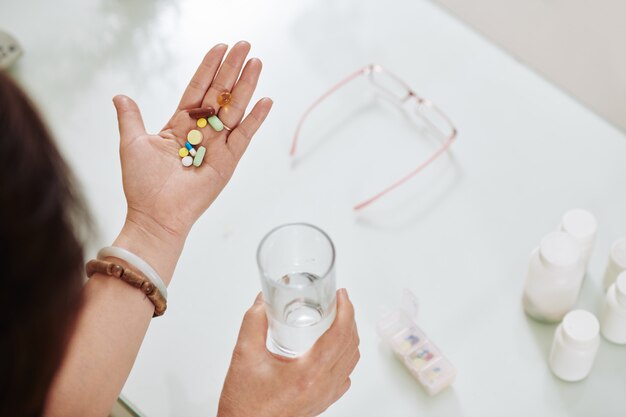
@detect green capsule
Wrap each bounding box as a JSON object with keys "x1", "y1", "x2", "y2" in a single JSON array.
[
  {"x1": 193, "y1": 146, "x2": 207, "y2": 167},
  {"x1": 208, "y1": 115, "x2": 224, "y2": 132}
]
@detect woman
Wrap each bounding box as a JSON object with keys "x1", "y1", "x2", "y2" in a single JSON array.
[{"x1": 1, "y1": 41, "x2": 360, "y2": 417}]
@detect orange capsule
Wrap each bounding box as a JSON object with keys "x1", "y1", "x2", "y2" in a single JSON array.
[{"x1": 217, "y1": 92, "x2": 232, "y2": 107}]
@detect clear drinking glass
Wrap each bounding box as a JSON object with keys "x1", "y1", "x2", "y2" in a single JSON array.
[{"x1": 257, "y1": 223, "x2": 337, "y2": 357}]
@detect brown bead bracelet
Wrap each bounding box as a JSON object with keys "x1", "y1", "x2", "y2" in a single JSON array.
[{"x1": 85, "y1": 259, "x2": 167, "y2": 317}]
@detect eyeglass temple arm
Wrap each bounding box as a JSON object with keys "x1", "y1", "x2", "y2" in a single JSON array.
[
  {"x1": 290, "y1": 64, "x2": 459, "y2": 211},
  {"x1": 353, "y1": 131, "x2": 457, "y2": 211},
  {"x1": 290, "y1": 66, "x2": 373, "y2": 156}
]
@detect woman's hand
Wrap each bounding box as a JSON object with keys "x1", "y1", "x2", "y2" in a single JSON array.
[
  {"x1": 111, "y1": 41, "x2": 272, "y2": 281},
  {"x1": 218, "y1": 290, "x2": 360, "y2": 417},
  {"x1": 45, "y1": 42, "x2": 273, "y2": 417}
]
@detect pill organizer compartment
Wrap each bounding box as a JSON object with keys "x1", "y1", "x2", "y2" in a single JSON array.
[
  {"x1": 377, "y1": 290, "x2": 456, "y2": 396},
  {"x1": 390, "y1": 326, "x2": 428, "y2": 356},
  {"x1": 404, "y1": 341, "x2": 440, "y2": 374},
  {"x1": 417, "y1": 357, "x2": 457, "y2": 396}
]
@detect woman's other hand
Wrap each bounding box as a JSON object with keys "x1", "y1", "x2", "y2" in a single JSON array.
[{"x1": 218, "y1": 289, "x2": 360, "y2": 417}]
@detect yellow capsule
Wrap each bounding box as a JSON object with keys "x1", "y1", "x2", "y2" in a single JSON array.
[
  {"x1": 196, "y1": 117, "x2": 208, "y2": 128},
  {"x1": 179, "y1": 147, "x2": 189, "y2": 158},
  {"x1": 187, "y1": 129, "x2": 203, "y2": 145}
]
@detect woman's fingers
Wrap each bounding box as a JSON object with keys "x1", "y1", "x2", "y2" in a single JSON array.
[
  {"x1": 326, "y1": 319, "x2": 359, "y2": 376},
  {"x1": 309, "y1": 289, "x2": 356, "y2": 367},
  {"x1": 331, "y1": 343, "x2": 360, "y2": 380},
  {"x1": 322, "y1": 316, "x2": 359, "y2": 372},
  {"x1": 169, "y1": 42, "x2": 264, "y2": 147},
  {"x1": 328, "y1": 350, "x2": 358, "y2": 411},
  {"x1": 331, "y1": 378, "x2": 352, "y2": 405},
  {"x1": 113, "y1": 95, "x2": 147, "y2": 142},
  {"x1": 177, "y1": 44, "x2": 228, "y2": 111},
  {"x1": 226, "y1": 98, "x2": 273, "y2": 160},
  {"x1": 202, "y1": 41, "x2": 251, "y2": 110},
  {"x1": 218, "y1": 58, "x2": 262, "y2": 128}
]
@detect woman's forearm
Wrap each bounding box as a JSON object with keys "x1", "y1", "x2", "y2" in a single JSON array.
[
  {"x1": 45, "y1": 219, "x2": 185, "y2": 417},
  {"x1": 45, "y1": 41, "x2": 270, "y2": 417}
]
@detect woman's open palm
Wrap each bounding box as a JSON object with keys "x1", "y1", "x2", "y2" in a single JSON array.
[{"x1": 113, "y1": 41, "x2": 272, "y2": 238}]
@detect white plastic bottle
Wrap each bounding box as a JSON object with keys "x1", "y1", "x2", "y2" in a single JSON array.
[
  {"x1": 600, "y1": 271, "x2": 626, "y2": 344},
  {"x1": 603, "y1": 237, "x2": 626, "y2": 291},
  {"x1": 549, "y1": 310, "x2": 600, "y2": 382},
  {"x1": 523, "y1": 232, "x2": 584, "y2": 323},
  {"x1": 559, "y1": 209, "x2": 597, "y2": 270}
]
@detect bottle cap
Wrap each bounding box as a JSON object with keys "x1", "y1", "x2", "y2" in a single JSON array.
[
  {"x1": 561, "y1": 310, "x2": 599, "y2": 348},
  {"x1": 615, "y1": 272, "x2": 626, "y2": 307},
  {"x1": 539, "y1": 232, "x2": 581, "y2": 269},
  {"x1": 560, "y1": 209, "x2": 597, "y2": 246}
]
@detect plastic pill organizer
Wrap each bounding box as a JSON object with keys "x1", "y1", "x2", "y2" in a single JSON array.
[{"x1": 377, "y1": 290, "x2": 456, "y2": 396}]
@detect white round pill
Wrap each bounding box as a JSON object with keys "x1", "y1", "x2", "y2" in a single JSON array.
[{"x1": 181, "y1": 155, "x2": 193, "y2": 167}]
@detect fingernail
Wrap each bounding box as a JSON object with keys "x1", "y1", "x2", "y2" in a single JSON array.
[
  {"x1": 254, "y1": 292, "x2": 264, "y2": 304},
  {"x1": 339, "y1": 288, "x2": 348, "y2": 299}
]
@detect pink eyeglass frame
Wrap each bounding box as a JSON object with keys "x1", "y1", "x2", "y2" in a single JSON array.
[{"x1": 290, "y1": 64, "x2": 458, "y2": 211}]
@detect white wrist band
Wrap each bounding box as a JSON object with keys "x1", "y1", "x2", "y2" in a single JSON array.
[{"x1": 97, "y1": 246, "x2": 168, "y2": 300}]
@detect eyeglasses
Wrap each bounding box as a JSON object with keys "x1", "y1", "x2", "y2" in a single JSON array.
[{"x1": 290, "y1": 64, "x2": 458, "y2": 211}]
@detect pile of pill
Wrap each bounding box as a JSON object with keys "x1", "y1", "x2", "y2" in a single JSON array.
[{"x1": 180, "y1": 106, "x2": 226, "y2": 167}]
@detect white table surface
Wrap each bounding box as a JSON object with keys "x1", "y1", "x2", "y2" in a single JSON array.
[{"x1": 3, "y1": 1, "x2": 626, "y2": 416}]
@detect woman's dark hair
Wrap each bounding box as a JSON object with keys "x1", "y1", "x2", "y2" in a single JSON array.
[{"x1": 0, "y1": 71, "x2": 89, "y2": 417}]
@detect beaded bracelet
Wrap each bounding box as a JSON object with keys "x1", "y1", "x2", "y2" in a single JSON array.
[
  {"x1": 98, "y1": 246, "x2": 168, "y2": 300},
  {"x1": 85, "y1": 259, "x2": 167, "y2": 317}
]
